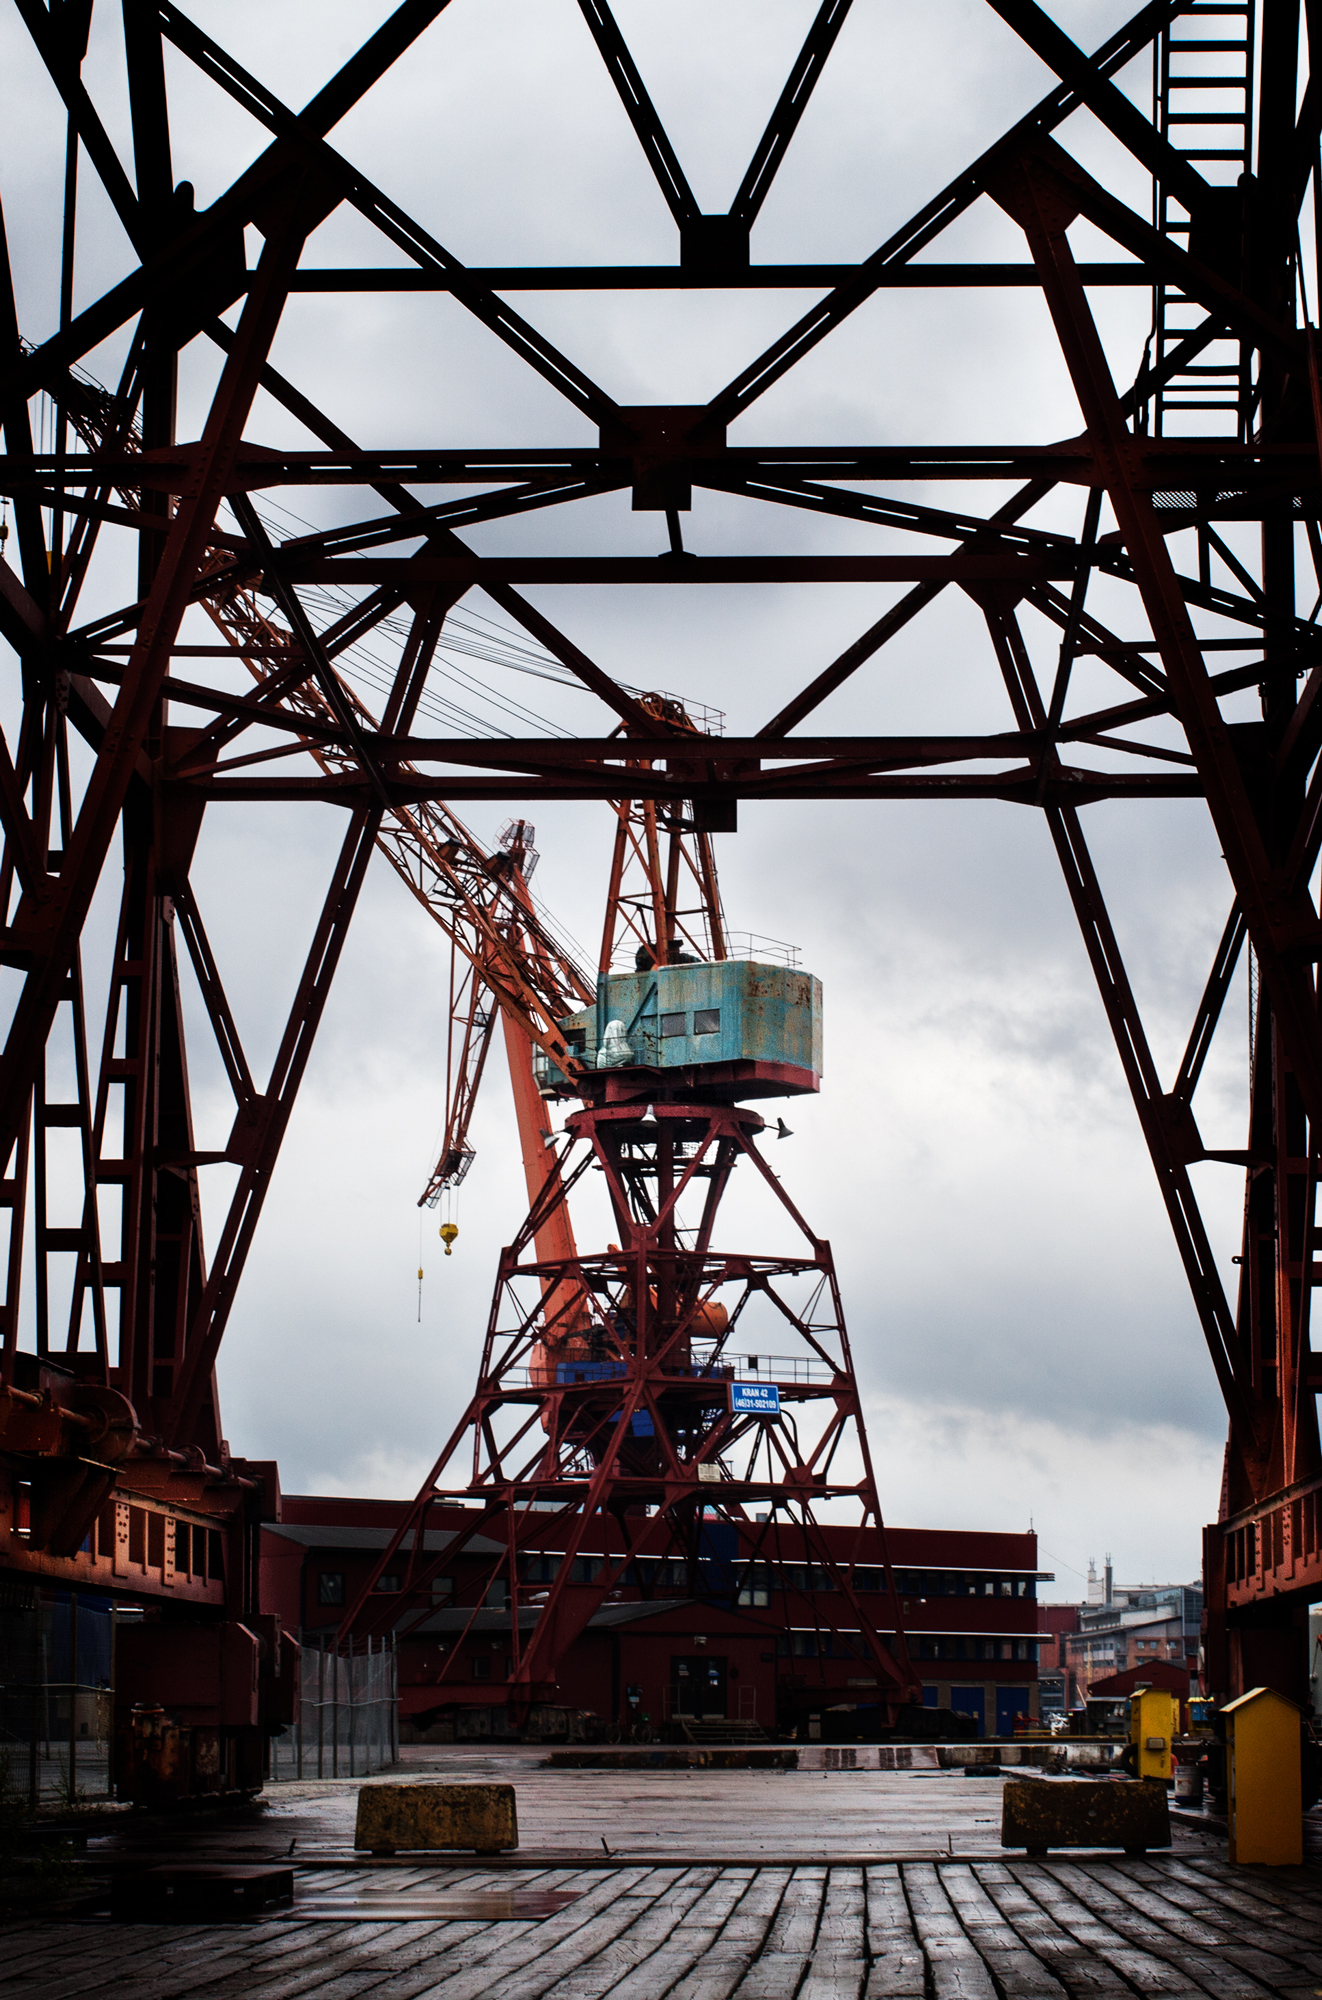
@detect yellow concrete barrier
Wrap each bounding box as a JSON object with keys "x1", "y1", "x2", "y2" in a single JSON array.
[{"x1": 354, "y1": 1781, "x2": 519, "y2": 1855}]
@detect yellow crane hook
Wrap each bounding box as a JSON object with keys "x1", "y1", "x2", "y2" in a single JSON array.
[{"x1": 439, "y1": 1222, "x2": 459, "y2": 1256}]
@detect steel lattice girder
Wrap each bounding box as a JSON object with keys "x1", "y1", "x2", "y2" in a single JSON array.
[{"x1": 0, "y1": 0, "x2": 1320, "y2": 1694}]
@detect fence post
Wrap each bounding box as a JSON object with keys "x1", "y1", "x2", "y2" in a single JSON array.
[
  {"x1": 107, "y1": 1602, "x2": 117, "y2": 1800},
  {"x1": 66, "y1": 1590, "x2": 78, "y2": 1803},
  {"x1": 331, "y1": 1645, "x2": 339, "y2": 1781},
  {"x1": 390, "y1": 1631, "x2": 398, "y2": 1765},
  {"x1": 27, "y1": 1599, "x2": 39, "y2": 1811},
  {"x1": 296, "y1": 1626, "x2": 304, "y2": 1780},
  {"x1": 347, "y1": 1635, "x2": 356, "y2": 1778}
]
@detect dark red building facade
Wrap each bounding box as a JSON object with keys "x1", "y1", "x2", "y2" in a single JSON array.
[{"x1": 261, "y1": 1495, "x2": 1048, "y2": 1740}]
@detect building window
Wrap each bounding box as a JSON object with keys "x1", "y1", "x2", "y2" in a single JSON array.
[
  {"x1": 431, "y1": 1575, "x2": 454, "y2": 1600},
  {"x1": 572, "y1": 1556, "x2": 602, "y2": 1583},
  {"x1": 373, "y1": 1574, "x2": 402, "y2": 1593},
  {"x1": 660, "y1": 1012, "x2": 686, "y2": 1038},
  {"x1": 738, "y1": 1587, "x2": 770, "y2": 1607},
  {"x1": 318, "y1": 1572, "x2": 346, "y2": 1605},
  {"x1": 693, "y1": 1009, "x2": 720, "y2": 1036},
  {"x1": 471, "y1": 1656, "x2": 491, "y2": 1680}
]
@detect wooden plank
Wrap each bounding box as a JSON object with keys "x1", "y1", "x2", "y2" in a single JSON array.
[
  {"x1": 971, "y1": 1864, "x2": 1133, "y2": 1998},
  {"x1": 10, "y1": 1918, "x2": 355, "y2": 2000},
  {"x1": 1041, "y1": 1863, "x2": 1241, "y2": 1997},
  {"x1": 939, "y1": 1864, "x2": 1068, "y2": 2000},
  {"x1": 730, "y1": 1957, "x2": 812, "y2": 2000},
  {"x1": 761, "y1": 1866, "x2": 827, "y2": 1956},
  {"x1": 1005, "y1": 1864, "x2": 1197, "y2": 1996},
  {"x1": 902, "y1": 1864, "x2": 996, "y2": 2000},
  {"x1": 658, "y1": 1947, "x2": 757, "y2": 2000},
  {"x1": 815, "y1": 1869, "x2": 866, "y2": 1956},
  {"x1": 1090, "y1": 1862, "x2": 1312, "y2": 1993},
  {"x1": 419, "y1": 1865, "x2": 693, "y2": 2000},
  {"x1": 862, "y1": 1864, "x2": 924, "y2": 1997},
  {"x1": 716, "y1": 1867, "x2": 793, "y2": 1945},
  {"x1": 546, "y1": 1867, "x2": 757, "y2": 1999},
  {"x1": 799, "y1": 1958, "x2": 868, "y2": 1998},
  {"x1": 1155, "y1": 1856, "x2": 1322, "y2": 1940}
]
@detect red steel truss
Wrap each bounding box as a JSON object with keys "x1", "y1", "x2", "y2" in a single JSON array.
[
  {"x1": 0, "y1": 0, "x2": 1319, "y2": 1729},
  {"x1": 342, "y1": 1089, "x2": 917, "y2": 1718}
]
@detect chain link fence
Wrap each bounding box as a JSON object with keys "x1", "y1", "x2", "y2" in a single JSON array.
[
  {"x1": 0, "y1": 1588, "x2": 116, "y2": 1805},
  {"x1": 269, "y1": 1634, "x2": 398, "y2": 1781}
]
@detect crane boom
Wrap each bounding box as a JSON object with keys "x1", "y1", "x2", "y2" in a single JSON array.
[{"x1": 57, "y1": 367, "x2": 596, "y2": 1095}]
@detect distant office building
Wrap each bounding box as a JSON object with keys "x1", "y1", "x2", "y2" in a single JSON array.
[
  {"x1": 1062, "y1": 1582, "x2": 1202, "y2": 1703},
  {"x1": 1036, "y1": 1602, "x2": 1082, "y2": 1718}
]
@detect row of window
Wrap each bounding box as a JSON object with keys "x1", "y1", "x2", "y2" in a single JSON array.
[
  {"x1": 660, "y1": 1009, "x2": 721, "y2": 1038},
  {"x1": 897, "y1": 1574, "x2": 1035, "y2": 1599},
  {"x1": 774, "y1": 1632, "x2": 866, "y2": 1658},
  {"x1": 314, "y1": 1561, "x2": 1038, "y2": 1605},
  {"x1": 917, "y1": 1638, "x2": 1038, "y2": 1662}
]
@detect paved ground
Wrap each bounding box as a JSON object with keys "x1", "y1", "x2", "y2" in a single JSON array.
[
  {"x1": 4, "y1": 1752, "x2": 1320, "y2": 1997},
  {"x1": 257, "y1": 1748, "x2": 1228, "y2": 1864}
]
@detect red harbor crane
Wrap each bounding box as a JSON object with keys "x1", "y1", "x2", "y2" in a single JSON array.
[{"x1": 342, "y1": 720, "x2": 918, "y2": 1731}]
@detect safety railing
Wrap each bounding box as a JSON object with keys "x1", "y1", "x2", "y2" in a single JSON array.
[{"x1": 502, "y1": 1352, "x2": 836, "y2": 1390}]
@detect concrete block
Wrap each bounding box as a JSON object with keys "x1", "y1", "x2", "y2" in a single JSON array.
[
  {"x1": 354, "y1": 1781, "x2": 518, "y2": 1854},
  {"x1": 1002, "y1": 1777, "x2": 1170, "y2": 1854}
]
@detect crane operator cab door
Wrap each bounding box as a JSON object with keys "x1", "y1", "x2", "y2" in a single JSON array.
[{"x1": 671, "y1": 1654, "x2": 728, "y2": 1719}]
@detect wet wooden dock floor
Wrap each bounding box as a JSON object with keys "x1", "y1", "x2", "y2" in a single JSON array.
[{"x1": 4, "y1": 1757, "x2": 1319, "y2": 1997}]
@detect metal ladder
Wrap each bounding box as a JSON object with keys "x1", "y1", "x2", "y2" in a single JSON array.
[{"x1": 1150, "y1": 1, "x2": 1256, "y2": 436}]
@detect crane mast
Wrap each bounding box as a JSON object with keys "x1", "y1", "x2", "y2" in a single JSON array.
[{"x1": 344, "y1": 729, "x2": 917, "y2": 1732}]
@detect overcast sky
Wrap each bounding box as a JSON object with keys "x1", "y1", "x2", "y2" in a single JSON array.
[{"x1": 3, "y1": 0, "x2": 1280, "y2": 1594}]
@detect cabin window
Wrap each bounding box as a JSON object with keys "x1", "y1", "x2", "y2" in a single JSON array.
[
  {"x1": 693, "y1": 1009, "x2": 720, "y2": 1036},
  {"x1": 318, "y1": 1572, "x2": 345, "y2": 1605},
  {"x1": 660, "y1": 1012, "x2": 686, "y2": 1038}
]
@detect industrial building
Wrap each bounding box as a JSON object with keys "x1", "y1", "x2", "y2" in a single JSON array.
[
  {"x1": 263, "y1": 1495, "x2": 1046, "y2": 1740},
  {"x1": 1062, "y1": 1582, "x2": 1203, "y2": 1707}
]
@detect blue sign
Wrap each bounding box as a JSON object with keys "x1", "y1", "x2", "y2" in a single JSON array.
[{"x1": 730, "y1": 1379, "x2": 780, "y2": 1415}]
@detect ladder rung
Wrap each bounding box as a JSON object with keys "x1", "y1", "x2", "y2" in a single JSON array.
[
  {"x1": 1165, "y1": 76, "x2": 1249, "y2": 88},
  {"x1": 1166, "y1": 112, "x2": 1248, "y2": 124}
]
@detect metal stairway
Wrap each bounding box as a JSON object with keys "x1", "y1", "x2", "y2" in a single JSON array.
[
  {"x1": 678, "y1": 1718, "x2": 770, "y2": 1746},
  {"x1": 1150, "y1": 1, "x2": 1257, "y2": 437}
]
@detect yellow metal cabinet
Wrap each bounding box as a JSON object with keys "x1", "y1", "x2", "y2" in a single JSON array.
[
  {"x1": 1129, "y1": 1686, "x2": 1180, "y2": 1781},
  {"x1": 1223, "y1": 1686, "x2": 1302, "y2": 1866}
]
